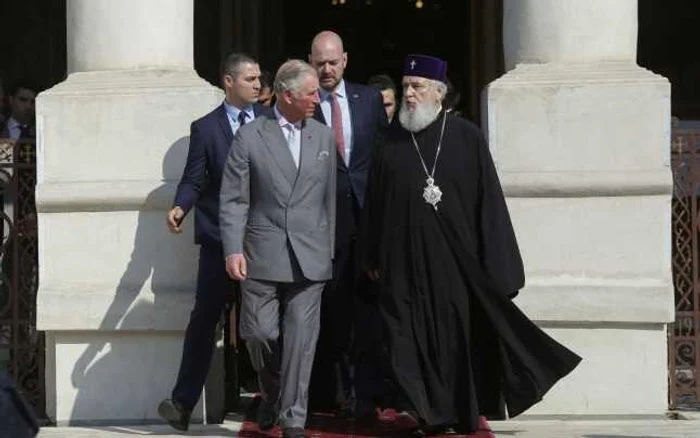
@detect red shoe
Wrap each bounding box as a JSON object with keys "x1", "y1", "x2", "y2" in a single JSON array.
[
  {"x1": 477, "y1": 416, "x2": 496, "y2": 438},
  {"x1": 395, "y1": 409, "x2": 421, "y2": 431}
]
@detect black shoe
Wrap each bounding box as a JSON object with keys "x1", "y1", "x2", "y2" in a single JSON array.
[
  {"x1": 257, "y1": 399, "x2": 278, "y2": 431},
  {"x1": 157, "y1": 399, "x2": 191, "y2": 432},
  {"x1": 282, "y1": 427, "x2": 309, "y2": 438}
]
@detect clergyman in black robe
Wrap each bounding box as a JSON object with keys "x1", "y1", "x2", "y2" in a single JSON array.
[{"x1": 358, "y1": 54, "x2": 582, "y2": 436}]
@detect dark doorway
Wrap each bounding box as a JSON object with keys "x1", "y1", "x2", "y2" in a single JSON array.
[
  {"x1": 195, "y1": 0, "x2": 504, "y2": 124},
  {"x1": 1, "y1": 1, "x2": 503, "y2": 125},
  {"x1": 638, "y1": 0, "x2": 700, "y2": 120}
]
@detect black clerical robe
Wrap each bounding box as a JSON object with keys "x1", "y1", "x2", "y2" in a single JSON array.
[{"x1": 358, "y1": 111, "x2": 581, "y2": 432}]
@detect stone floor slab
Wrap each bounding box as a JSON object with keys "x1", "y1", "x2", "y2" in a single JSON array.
[{"x1": 36, "y1": 419, "x2": 700, "y2": 438}]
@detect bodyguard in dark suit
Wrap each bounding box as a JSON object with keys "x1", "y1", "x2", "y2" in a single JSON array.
[
  {"x1": 158, "y1": 53, "x2": 272, "y2": 431},
  {"x1": 308, "y1": 31, "x2": 388, "y2": 419},
  {"x1": 0, "y1": 372, "x2": 39, "y2": 438}
]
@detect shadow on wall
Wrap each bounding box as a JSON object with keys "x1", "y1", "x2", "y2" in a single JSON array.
[{"x1": 65, "y1": 137, "x2": 216, "y2": 425}]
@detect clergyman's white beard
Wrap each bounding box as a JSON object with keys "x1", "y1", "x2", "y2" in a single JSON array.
[{"x1": 398, "y1": 101, "x2": 441, "y2": 132}]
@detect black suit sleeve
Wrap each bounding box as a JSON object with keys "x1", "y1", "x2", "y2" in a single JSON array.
[{"x1": 173, "y1": 121, "x2": 208, "y2": 214}]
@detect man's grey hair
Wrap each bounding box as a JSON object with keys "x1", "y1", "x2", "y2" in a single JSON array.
[
  {"x1": 221, "y1": 52, "x2": 258, "y2": 79},
  {"x1": 430, "y1": 78, "x2": 448, "y2": 101},
  {"x1": 274, "y1": 60, "x2": 317, "y2": 97}
]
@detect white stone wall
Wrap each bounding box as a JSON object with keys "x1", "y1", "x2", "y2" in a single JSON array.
[
  {"x1": 488, "y1": 0, "x2": 673, "y2": 416},
  {"x1": 36, "y1": 0, "x2": 224, "y2": 425}
]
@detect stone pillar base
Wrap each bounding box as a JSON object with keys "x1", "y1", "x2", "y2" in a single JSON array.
[
  {"x1": 36, "y1": 70, "x2": 223, "y2": 424},
  {"x1": 485, "y1": 62, "x2": 672, "y2": 415}
]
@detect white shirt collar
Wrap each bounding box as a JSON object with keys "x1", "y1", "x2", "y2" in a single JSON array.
[
  {"x1": 320, "y1": 79, "x2": 347, "y2": 101},
  {"x1": 274, "y1": 105, "x2": 301, "y2": 129},
  {"x1": 223, "y1": 100, "x2": 253, "y2": 121}
]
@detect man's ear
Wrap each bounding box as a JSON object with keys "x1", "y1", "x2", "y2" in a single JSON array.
[{"x1": 223, "y1": 73, "x2": 234, "y2": 89}]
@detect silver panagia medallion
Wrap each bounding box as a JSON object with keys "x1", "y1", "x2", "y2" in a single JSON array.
[{"x1": 423, "y1": 177, "x2": 442, "y2": 210}]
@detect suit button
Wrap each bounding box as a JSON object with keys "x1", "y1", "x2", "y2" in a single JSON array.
[{"x1": 346, "y1": 194, "x2": 351, "y2": 199}]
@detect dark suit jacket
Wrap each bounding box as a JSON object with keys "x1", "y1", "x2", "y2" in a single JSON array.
[
  {"x1": 0, "y1": 116, "x2": 8, "y2": 139},
  {"x1": 313, "y1": 82, "x2": 387, "y2": 247},
  {"x1": 0, "y1": 372, "x2": 39, "y2": 438},
  {"x1": 173, "y1": 102, "x2": 273, "y2": 247}
]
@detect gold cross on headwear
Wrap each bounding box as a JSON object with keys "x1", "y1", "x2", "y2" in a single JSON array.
[{"x1": 410, "y1": 60, "x2": 417, "y2": 69}]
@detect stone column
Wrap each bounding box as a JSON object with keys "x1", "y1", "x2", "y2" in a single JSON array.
[
  {"x1": 67, "y1": 0, "x2": 194, "y2": 72},
  {"x1": 486, "y1": 0, "x2": 672, "y2": 415},
  {"x1": 36, "y1": 0, "x2": 223, "y2": 424}
]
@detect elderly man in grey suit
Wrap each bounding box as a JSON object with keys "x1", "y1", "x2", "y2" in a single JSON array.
[{"x1": 219, "y1": 59, "x2": 336, "y2": 438}]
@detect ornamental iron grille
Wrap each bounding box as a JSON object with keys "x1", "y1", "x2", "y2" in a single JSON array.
[
  {"x1": 670, "y1": 127, "x2": 700, "y2": 409},
  {"x1": 0, "y1": 137, "x2": 44, "y2": 419}
]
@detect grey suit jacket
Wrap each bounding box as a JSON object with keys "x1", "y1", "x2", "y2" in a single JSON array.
[{"x1": 219, "y1": 113, "x2": 336, "y2": 282}]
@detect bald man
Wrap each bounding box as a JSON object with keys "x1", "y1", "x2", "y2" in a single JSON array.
[{"x1": 308, "y1": 31, "x2": 388, "y2": 421}]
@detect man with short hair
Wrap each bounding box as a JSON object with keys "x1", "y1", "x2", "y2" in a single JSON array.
[
  {"x1": 220, "y1": 59, "x2": 336, "y2": 438},
  {"x1": 367, "y1": 74, "x2": 397, "y2": 123},
  {"x1": 308, "y1": 30, "x2": 388, "y2": 420},
  {"x1": 1, "y1": 82, "x2": 37, "y2": 140},
  {"x1": 158, "y1": 53, "x2": 271, "y2": 431},
  {"x1": 258, "y1": 70, "x2": 275, "y2": 107},
  {"x1": 359, "y1": 54, "x2": 581, "y2": 436}
]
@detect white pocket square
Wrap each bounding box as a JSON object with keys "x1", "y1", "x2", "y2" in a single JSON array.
[{"x1": 317, "y1": 150, "x2": 330, "y2": 160}]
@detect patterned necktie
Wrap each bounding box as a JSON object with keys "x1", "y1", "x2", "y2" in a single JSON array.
[
  {"x1": 330, "y1": 93, "x2": 345, "y2": 161},
  {"x1": 238, "y1": 111, "x2": 248, "y2": 126}
]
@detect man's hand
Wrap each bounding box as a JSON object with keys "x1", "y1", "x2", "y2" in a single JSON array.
[
  {"x1": 367, "y1": 269, "x2": 380, "y2": 281},
  {"x1": 226, "y1": 254, "x2": 247, "y2": 280},
  {"x1": 167, "y1": 206, "x2": 185, "y2": 234}
]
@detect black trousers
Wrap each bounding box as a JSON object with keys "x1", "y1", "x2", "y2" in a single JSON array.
[
  {"x1": 309, "y1": 241, "x2": 385, "y2": 409},
  {"x1": 171, "y1": 244, "x2": 243, "y2": 411}
]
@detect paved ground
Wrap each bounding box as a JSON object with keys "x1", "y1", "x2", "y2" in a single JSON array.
[{"x1": 36, "y1": 418, "x2": 700, "y2": 438}]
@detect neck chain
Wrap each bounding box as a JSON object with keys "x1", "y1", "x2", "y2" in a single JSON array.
[{"x1": 410, "y1": 111, "x2": 447, "y2": 211}]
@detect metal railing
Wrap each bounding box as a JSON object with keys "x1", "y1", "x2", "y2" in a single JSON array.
[
  {"x1": 0, "y1": 137, "x2": 44, "y2": 420},
  {"x1": 670, "y1": 126, "x2": 700, "y2": 409}
]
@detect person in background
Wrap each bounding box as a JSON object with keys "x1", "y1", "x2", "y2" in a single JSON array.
[
  {"x1": 258, "y1": 70, "x2": 275, "y2": 107},
  {"x1": 308, "y1": 30, "x2": 388, "y2": 421},
  {"x1": 1, "y1": 81, "x2": 37, "y2": 140},
  {"x1": 442, "y1": 77, "x2": 462, "y2": 116},
  {"x1": 367, "y1": 74, "x2": 397, "y2": 123}
]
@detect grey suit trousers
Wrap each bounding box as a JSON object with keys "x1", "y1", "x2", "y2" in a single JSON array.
[{"x1": 240, "y1": 277, "x2": 325, "y2": 429}]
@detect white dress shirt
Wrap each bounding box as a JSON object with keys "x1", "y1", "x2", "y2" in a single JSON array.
[
  {"x1": 6, "y1": 117, "x2": 22, "y2": 140},
  {"x1": 274, "y1": 106, "x2": 302, "y2": 168},
  {"x1": 319, "y1": 80, "x2": 353, "y2": 165},
  {"x1": 224, "y1": 101, "x2": 255, "y2": 135}
]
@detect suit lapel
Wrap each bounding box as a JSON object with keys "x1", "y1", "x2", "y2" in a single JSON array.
[
  {"x1": 258, "y1": 117, "x2": 298, "y2": 188},
  {"x1": 216, "y1": 104, "x2": 234, "y2": 145}
]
